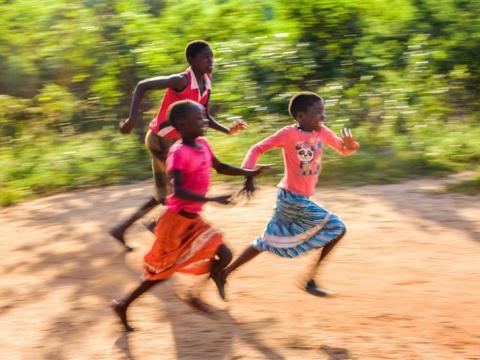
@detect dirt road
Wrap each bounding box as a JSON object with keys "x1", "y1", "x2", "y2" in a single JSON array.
[{"x1": 1, "y1": 176, "x2": 479, "y2": 359}]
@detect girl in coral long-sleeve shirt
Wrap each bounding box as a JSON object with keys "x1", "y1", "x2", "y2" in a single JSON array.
[{"x1": 223, "y1": 92, "x2": 360, "y2": 298}]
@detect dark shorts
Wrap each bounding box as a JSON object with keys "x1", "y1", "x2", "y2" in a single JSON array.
[{"x1": 145, "y1": 130, "x2": 176, "y2": 201}]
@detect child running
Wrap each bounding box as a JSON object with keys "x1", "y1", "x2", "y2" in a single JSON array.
[
  {"x1": 222, "y1": 91, "x2": 360, "y2": 297},
  {"x1": 112, "y1": 100, "x2": 268, "y2": 332},
  {"x1": 110, "y1": 40, "x2": 247, "y2": 251}
]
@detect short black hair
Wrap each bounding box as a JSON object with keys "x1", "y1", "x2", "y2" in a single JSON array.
[
  {"x1": 185, "y1": 40, "x2": 211, "y2": 60},
  {"x1": 288, "y1": 92, "x2": 323, "y2": 118},
  {"x1": 167, "y1": 100, "x2": 198, "y2": 129}
]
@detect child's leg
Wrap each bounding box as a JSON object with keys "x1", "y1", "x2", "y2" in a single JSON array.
[
  {"x1": 110, "y1": 197, "x2": 160, "y2": 251},
  {"x1": 112, "y1": 279, "x2": 163, "y2": 331},
  {"x1": 224, "y1": 245, "x2": 260, "y2": 278},
  {"x1": 212, "y1": 245, "x2": 260, "y2": 301},
  {"x1": 210, "y1": 244, "x2": 233, "y2": 300},
  {"x1": 110, "y1": 132, "x2": 172, "y2": 250},
  {"x1": 305, "y1": 229, "x2": 346, "y2": 296},
  {"x1": 311, "y1": 229, "x2": 346, "y2": 276},
  {"x1": 139, "y1": 134, "x2": 174, "y2": 235}
]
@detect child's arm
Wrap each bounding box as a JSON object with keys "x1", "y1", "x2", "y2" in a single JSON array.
[
  {"x1": 242, "y1": 128, "x2": 287, "y2": 169},
  {"x1": 205, "y1": 111, "x2": 248, "y2": 135},
  {"x1": 239, "y1": 129, "x2": 287, "y2": 197},
  {"x1": 170, "y1": 170, "x2": 232, "y2": 204},
  {"x1": 119, "y1": 74, "x2": 188, "y2": 134},
  {"x1": 212, "y1": 157, "x2": 270, "y2": 177},
  {"x1": 322, "y1": 126, "x2": 360, "y2": 156}
]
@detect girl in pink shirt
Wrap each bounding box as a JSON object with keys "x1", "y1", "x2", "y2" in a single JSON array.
[
  {"x1": 223, "y1": 92, "x2": 360, "y2": 298},
  {"x1": 112, "y1": 100, "x2": 268, "y2": 332}
]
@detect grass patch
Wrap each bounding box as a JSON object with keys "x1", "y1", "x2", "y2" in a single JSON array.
[{"x1": 0, "y1": 130, "x2": 150, "y2": 206}]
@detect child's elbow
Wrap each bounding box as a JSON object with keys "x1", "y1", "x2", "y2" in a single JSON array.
[
  {"x1": 246, "y1": 145, "x2": 263, "y2": 159},
  {"x1": 136, "y1": 81, "x2": 148, "y2": 94}
]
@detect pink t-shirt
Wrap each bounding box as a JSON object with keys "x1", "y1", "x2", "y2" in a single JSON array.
[
  {"x1": 166, "y1": 137, "x2": 213, "y2": 214},
  {"x1": 242, "y1": 124, "x2": 359, "y2": 197}
]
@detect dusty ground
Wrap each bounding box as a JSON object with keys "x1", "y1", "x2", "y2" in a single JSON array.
[{"x1": 1, "y1": 175, "x2": 479, "y2": 359}]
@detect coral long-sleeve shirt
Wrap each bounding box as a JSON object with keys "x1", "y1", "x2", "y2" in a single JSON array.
[{"x1": 242, "y1": 124, "x2": 359, "y2": 197}]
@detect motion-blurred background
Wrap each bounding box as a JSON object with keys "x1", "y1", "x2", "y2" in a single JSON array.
[{"x1": 1, "y1": 0, "x2": 479, "y2": 205}]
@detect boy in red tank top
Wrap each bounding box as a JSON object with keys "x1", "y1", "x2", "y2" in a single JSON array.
[{"x1": 110, "y1": 40, "x2": 247, "y2": 251}]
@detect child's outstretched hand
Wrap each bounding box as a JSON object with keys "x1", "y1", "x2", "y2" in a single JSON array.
[
  {"x1": 239, "y1": 177, "x2": 256, "y2": 200},
  {"x1": 238, "y1": 164, "x2": 271, "y2": 200},
  {"x1": 252, "y1": 164, "x2": 272, "y2": 177},
  {"x1": 119, "y1": 118, "x2": 134, "y2": 134},
  {"x1": 341, "y1": 128, "x2": 358, "y2": 150},
  {"x1": 228, "y1": 119, "x2": 248, "y2": 135},
  {"x1": 211, "y1": 194, "x2": 234, "y2": 205}
]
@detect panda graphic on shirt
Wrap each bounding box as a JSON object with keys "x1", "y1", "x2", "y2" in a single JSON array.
[{"x1": 295, "y1": 139, "x2": 323, "y2": 176}]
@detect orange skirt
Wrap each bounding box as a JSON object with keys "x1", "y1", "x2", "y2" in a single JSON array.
[{"x1": 143, "y1": 210, "x2": 223, "y2": 280}]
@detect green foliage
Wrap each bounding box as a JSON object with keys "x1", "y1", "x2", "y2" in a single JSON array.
[
  {"x1": 1, "y1": 0, "x2": 480, "y2": 205},
  {"x1": 0, "y1": 130, "x2": 149, "y2": 206}
]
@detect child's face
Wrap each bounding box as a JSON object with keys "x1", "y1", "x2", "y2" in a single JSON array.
[
  {"x1": 296, "y1": 100, "x2": 325, "y2": 131},
  {"x1": 181, "y1": 104, "x2": 209, "y2": 138},
  {"x1": 189, "y1": 46, "x2": 214, "y2": 74}
]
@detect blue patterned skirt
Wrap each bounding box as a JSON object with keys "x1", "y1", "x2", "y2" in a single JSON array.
[{"x1": 252, "y1": 189, "x2": 346, "y2": 258}]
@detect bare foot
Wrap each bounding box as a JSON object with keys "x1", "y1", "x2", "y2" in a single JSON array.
[
  {"x1": 304, "y1": 279, "x2": 332, "y2": 297},
  {"x1": 211, "y1": 270, "x2": 227, "y2": 301},
  {"x1": 109, "y1": 228, "x2": 134, "y2": 252},
  {"x1": 112, "y1": 300, "x2": 135, "y2": 332}
]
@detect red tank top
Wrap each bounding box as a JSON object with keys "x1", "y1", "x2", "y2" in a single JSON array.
[{"x1": 149, "y1": 67, "x2": 211, "y2": 139}]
